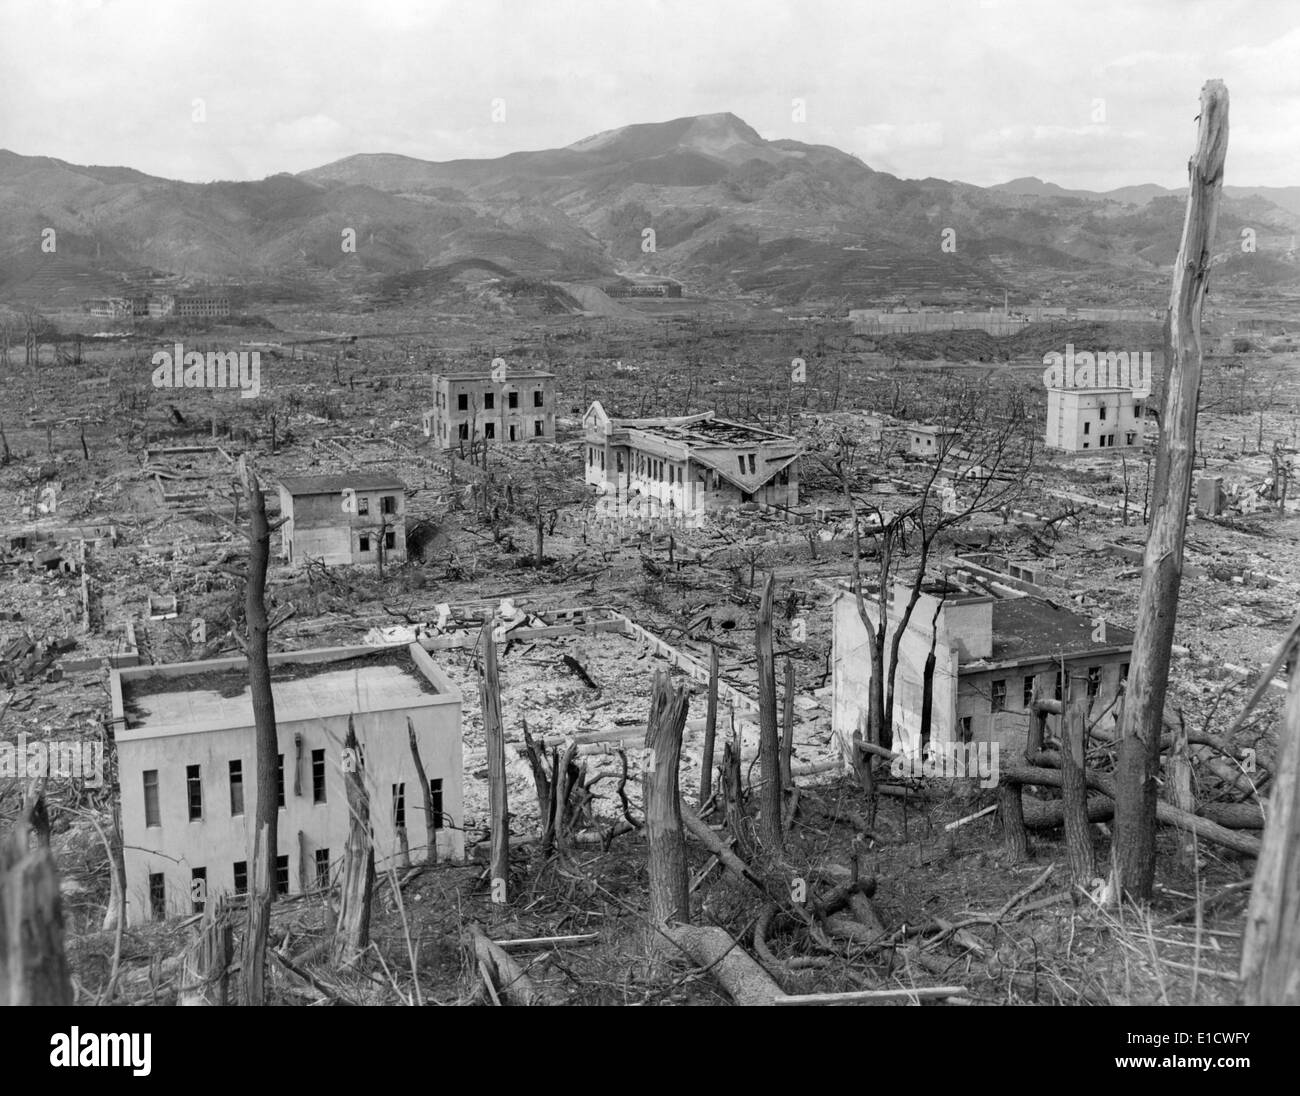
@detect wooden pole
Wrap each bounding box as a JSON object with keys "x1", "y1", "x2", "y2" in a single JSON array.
[
  {"x1": 699, "y1": 643, "x2": 719, "y2": 809},
  {"x1": 333, "y1": 716, "x2": 375, "y2": 968},
  {"x1": 1240, "y1": 639, "x2": 1300, "y2": 1004},
  {"x1": 1061, "y1": 688, "x2": 1095, "y2": 886},
  {"x1": 1114, "y1": 80, "x2": 1228, "y2": 900},
  {"x1": 480, "y1": 625, "x2": 510, "y2": 904},
  {"x1": 756, "y1": 573, "x2": 783, "y2": 851},
  {"x1": 644, "y1": 670, "x2": 691, "y2": 927}
]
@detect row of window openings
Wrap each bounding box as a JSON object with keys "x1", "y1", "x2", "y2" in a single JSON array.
[
  {"x1": 453, "y1": 420, "x2": 545, "y2": 440},
  {"x1": 148, "y1": 756, "x2": 443, "y2": 829},
  {"x1": 446, "y1": 390, "x2": 545, "y2": 411},
  {"x1": 353, "y1": 494, "x2": 398, "y2": 516},
  {"x1": 358, "y1": 530, "x2": 397, "y2": 553},
  {"x1": 986, "y1": 664, "x2": 1128, "y2": 713},
  {"x1": 591, "y1": 450, "x2": 765, "y2": 486},
  {"x1": 153, "y1": 852, "x2": 321, "y2": 919}
]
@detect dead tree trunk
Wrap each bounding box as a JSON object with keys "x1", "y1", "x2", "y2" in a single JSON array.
[
  {"x1": 333, "y1": 716, "x2": 375, "y2": 968},
  {"x1": 480, "y1": 625, "x2": 509, "y2": 903},
  {"x1": 406, "y1": 717, "x2": 438, "y2": 865},
  {"x1": 644, "y1": 670, "x2": 691, "y2": 928},
  {"x1": 178, "y1": 900, "x2": 233, "y2": 1006},
  {"x1": 464, "y1": 922, "x2": 557, "y2": 1005},
  {"x1": 756, "y1": 573, "x2": 783, "y2": 852},
  {"x1": 1061, "y1": 690, "x2": 1095, "y2": 886},
  {"x1": 997, "y1": 781, "x2": 1029, "y2": 863},
  {"x1": 239, "y1": 455, "x2": 279, "y2": 1005},
  {"x1": 781, "y1": 657, "x2": 795, "y2": 794},
  {"x1": 1114, "y1": 80, "x2": 1228, "y2": 901},
  {"x1": 699, "y1": 644, "x2": 719, "y2": 809},
  {"x1": 1167, "y1": 710, "x2": 1198, "y2": 870},
  {"x1": 1240, "y1": 639, "x2": 1300, "y2": 1004},
  {"x1": 0, "y1": 799, "x2": 72, "y2": 1005}
]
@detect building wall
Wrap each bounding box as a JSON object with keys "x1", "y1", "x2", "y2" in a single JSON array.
[
  {"x1": 1046, "y1": 389, "x2": 1143, "y2": 451},
  {"x1": 279, "y1": 487, "x2": 407, "y2": 566},
  {"x1": 584, "y1": 441, "x2": 798, "y2": 515},
  {"x1": 116, "y1": 691, "x2": 463, "y2": 924},
  {"x1": 832, "y1": 591, "x2": 1131, "y2": 760},
  {"x1": 430, "y1": 375, "x2": 555, "y2": 448}
]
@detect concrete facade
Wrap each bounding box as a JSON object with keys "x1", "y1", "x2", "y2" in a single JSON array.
[
  {"x1": 1045, "y1": 387, "x2": 1144, "y2": 452},
  {"x1": 583, "y1": 402, "x2": 801, "y2": 517},
  {"x1": 906, "y1": 425, "x2": 961, "y2": 458},
  {"x1": 278, "y1": 474, "x2": 407, "y2": 567},
  {"x1": 428, "y1": 370, "x2": 555, "y2": 448},
  {"x1": 831, "y1": 579, "x2": 1133, "y2": 761},
  {"x1": 111, "y1": 644, "x2": 464, "y2": 924}
]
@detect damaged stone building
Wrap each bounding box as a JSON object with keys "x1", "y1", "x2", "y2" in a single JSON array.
[
  {"x1": 110, "y1": 644, "x2": 464, "y2": 924},
  {"x1": 278, "y1": 474, "x2": 407, "y2": 567},
  {"x1": 583, "y1": 402, "x2": 802, "y2": 515},
  {"x1": 428, "y1": 369, "x2": 556, "y2": 447},
  {"x1": 1045, "y1": 387, "x2": 1146, "y2": 452},
  {"x1": 831, "y1": 576, "x2": 1134, "y2": 760}
]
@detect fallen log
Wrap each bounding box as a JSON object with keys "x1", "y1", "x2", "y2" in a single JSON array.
[
  {"x1": 1002, "y1": 765, "x2": 1261, "y2": 856},
  {"x1": 662, "y1": 924, "x2": 787, "y2": 1005},
  {"x1": 462, "y1": 922, "x2": 558, "y2": 1005}
]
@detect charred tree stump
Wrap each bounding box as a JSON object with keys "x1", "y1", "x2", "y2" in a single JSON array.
[
  {"x1": 0, "y1": 799, "x2": 72, "y2": 1005},
  {"x1": 406, "y1": 716, "x2": 439, "y2": 865},
  {"x1": 1240, "y1": 640, "x2": 1300, "y2": 1004},
  {"x1": 997, "y1": 781, "x2": 1029, "y2": 863},
  {"x1": 699, "y1": 644, "x2": 719, "y2": 809},
  {"x1": 756, "y1": 573, "x2": 783, "y2": 852},
  {"x1": 178, "y1": 899, "x2": 233, "y2": 1006},
  {"x1": 333, "y1": 717, "x2": 375, "y2": 969},
  {"x1": 1115, "y1": 80, "x2": 1228, "y2": 900},
  {"x1": 479, "y1": 626, "x2": 510, "y2": 903},
  {"x1": 644, "y1": 670, "x2": 691, "y2": 928},
  {"x1": 1061, "y1": 690, "x2": 1095, "y2": 886}
]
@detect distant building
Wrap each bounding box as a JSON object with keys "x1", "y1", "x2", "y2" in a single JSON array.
[
  {"x1": 1045, "y1": 387, "x2": 1144, "y2": 452},
  {"x1": 583, "y1": 402, "x2": 801, "y2": 515},
  {"x1": 605, "y1": 282, "x2": 683, "y2": 298},
  {"x1": 831, "y1": 577, "x2": 1133, "y2": 759},
  {"x1": 427, "y1": 370, "x2": 556, "y2": 448},
  {"x1": 176, "y1": 296, "x2": 231, "y2": 319},
  {"x1": 906, "y1": 424, "x2": 962, "y2": 458},
  {"x1": 111, "y1": 644, "x2": 464, "y2": 924},
  {"x1": 148, "y1": 295, "x2": 175, "y2": 318},
  {"x1": 85, "y1": 297, "x2": 132, "y2": 319},
  {"x1": 278, "y1": 474, "x2": 407, "y2": 567}
]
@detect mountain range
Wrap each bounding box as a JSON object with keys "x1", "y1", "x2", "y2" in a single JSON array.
[{"x1": 2, "y1": 112, "x2": 1297, "y2": 311}]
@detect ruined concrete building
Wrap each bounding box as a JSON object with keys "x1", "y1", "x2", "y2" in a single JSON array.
[
  {"x1": 831, "y1": 577, "x2": 1133, "y2": 759},
  {"x1": 428, "y1": 369, "x2": 556, "y2": 447},
  {"x1": 906, "y1": 424, "x2": 962, "y2": 459},
  {"x1": 583, "y1": 402, "x2": 801, "y2": 515},
  {"x1": 111, "y1": 644, "x2": 464, "y2": 924},
  {"x1": 1045, "y1": 387, "x2": 1145, "y2": 452},
  {"x1": 278, "y1": 474, "x2": 407, "y2": 567}
]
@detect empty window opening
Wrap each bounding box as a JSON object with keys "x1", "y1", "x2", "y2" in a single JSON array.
[
  {"x1": 229, "y1": 759, "x2": 244, "y2": 816},
  {"x1": 148, "y1": 872, "x2": 166, "y2": 921},
  {"x1": 187, "y1": 764, "x2": 203, "y2": 821},
  {"x1": 431, "y1": 778, "x2": 444, "y2": 830},
  {"x1": 144, "y1": 769, "x2": 160, "y2": 828},
  {"x1": 191, "y1": 867, "x2": 207, "y2": 914},
  {"x1": 314, "y1": 848, "x2": 331, "y2": 890},
  {"x1": 312, "y1": 748, "x2": 327, "y2": 804},
  {"x1": 275, "y1": 855, "x2": 290, "y2": 896},
  {"x1": 233, "y1": 861, "x2": 248, "y2": 895}
]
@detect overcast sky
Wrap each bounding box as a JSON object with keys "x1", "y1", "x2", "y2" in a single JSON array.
[{"x1": 1, "y1": 0, "x2": 1296, "y2": 189}]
